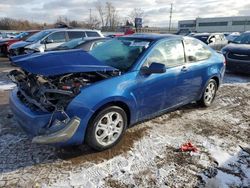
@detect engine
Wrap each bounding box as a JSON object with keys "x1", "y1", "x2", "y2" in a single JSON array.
[{"x1": 9, "y1": 69, "x2": 116, "y2": 112}]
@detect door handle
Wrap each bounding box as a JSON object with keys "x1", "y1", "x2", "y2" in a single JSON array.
[{"x1": 181, "y1": 66, "x2": 188, "y2": 72}]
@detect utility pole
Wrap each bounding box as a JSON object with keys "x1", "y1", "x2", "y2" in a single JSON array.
[
  {"x1": 169, "y1": 3, "x2": 173, "y2": 33},
  {"x1": 89, "y1": 8, "x2": 92, "y2": 22}
]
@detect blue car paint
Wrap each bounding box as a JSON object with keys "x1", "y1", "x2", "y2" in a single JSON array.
[
  {"x1": 10, "y1": 35, "x2": 225, "y2": 146},
  {"x1": 11, "y1": 49, "x2": 117, "y2": 76}
]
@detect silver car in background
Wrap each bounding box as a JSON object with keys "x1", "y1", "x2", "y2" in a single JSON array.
[{"x1": 8, "y1": 29, "x2": 104, "y2": 56}]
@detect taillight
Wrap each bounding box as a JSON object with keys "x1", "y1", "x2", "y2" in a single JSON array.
[{"x1": 224, "y1": 60, "x2": 227, "y2": 66}]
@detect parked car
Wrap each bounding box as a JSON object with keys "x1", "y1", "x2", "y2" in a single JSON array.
[
  {"x1": 8, "y1": 29, "x2": 104, "y2": 57},
  {"x1": 192, "y1": 33, "x2": 228, "y2": 51},
  {"x1": 176, "y1": 29, "x2": 192, "y2": 36},
  {"x1": 0, "y1": 30, "x2": 39, "y2": 56},
  {"x1": 50, "y1": 37, "x2": 110, "y2": 52},
  {"x1": 9, "y1": 34, "x2": 225, "y2": 150},
  {"x1": 226, "y1": 32, "x2": 241, "y2": 43},
  {"x1": 222, "y1": 31, "x2": 250, "y2": 74},
  {"x1": 106, "y1": 34, "x2": 124, "y2": 38}
]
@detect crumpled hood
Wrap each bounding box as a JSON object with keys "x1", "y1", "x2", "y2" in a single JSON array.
[
  {"x1": 9, "y1": 40, "x2": 31, "y2": 49},
  {"x1": 11, "y1": 49, "x2": 118, "y2": 76},
  {"x1": 224, "y1": 43, "x2": 250, "y2": 54}
]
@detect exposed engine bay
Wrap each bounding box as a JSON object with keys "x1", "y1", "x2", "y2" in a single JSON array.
[{"x1": 9, "y1": 69, "x2": 119, "y2": 113}]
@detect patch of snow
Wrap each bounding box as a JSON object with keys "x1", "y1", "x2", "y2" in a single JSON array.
[{"x1": 205, "y1": 170, "x2": 241, "y2": 188}]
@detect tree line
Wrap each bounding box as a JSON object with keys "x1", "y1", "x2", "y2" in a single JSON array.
[{"x1": 0, "y1": 1, "x2": 145, "y2": 31}]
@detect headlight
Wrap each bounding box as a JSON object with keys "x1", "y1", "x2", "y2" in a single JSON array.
[
  {"x1": 24, "y1": 48, "x2": 35, "y2": 54},
  {"x1": 221, "y1": 48, "x2": 227, "y2": 55}
]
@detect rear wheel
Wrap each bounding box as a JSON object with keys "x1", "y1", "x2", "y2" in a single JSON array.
[
  {"x1": 86, "y1": 106, "x2": 127, "y2": 151},
  {"x1": 198, "y1": 79, "x2": 217, "y2": 107}
]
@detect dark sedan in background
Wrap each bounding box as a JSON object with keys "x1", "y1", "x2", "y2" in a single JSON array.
[
  {"x1": 0, "y1": 30, "x2": 39, "y2": 56},
  {"x1": 222, "y1": 31, "x2": 250, "y2": 74}
]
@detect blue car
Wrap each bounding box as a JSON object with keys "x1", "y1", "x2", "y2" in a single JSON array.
[{"x1": 9, "y1": 34, "x2": 225, "y2": 151}]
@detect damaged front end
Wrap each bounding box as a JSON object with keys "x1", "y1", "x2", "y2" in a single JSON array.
[{"x1": 9, "y1": 69, "x2": 118, "y2": 144}]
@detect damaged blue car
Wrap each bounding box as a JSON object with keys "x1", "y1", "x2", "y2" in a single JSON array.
[{"x1": 9, "y1": 34, "x2": 225, "y2": 151}]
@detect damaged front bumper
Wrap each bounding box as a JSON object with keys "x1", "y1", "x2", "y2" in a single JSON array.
[
  {"x1": 32, "y1": 116, "x2": 81, "y2": 144},
  {"x1": 10, "y1": 88, "x2": 82, "y2": 145}
]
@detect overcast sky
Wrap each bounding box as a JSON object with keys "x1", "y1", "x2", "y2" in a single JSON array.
[{"x1": 0, "y1": 0, "x2": 250, "y2": 27}]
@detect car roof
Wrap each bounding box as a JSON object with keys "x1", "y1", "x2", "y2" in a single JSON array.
[
  {"x1": 42, "y1": 28, "x2": 101, "y2": 32},
  {"x1": 121, "y1": 33, "x2": 182, "y2": 41}
]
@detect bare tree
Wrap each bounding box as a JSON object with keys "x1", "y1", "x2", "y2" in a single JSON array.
[
  {"x1": 86, "y1": 15, "x2": 101, "y2": 29},
  {"x1": 95, "y1": 1, "x2": 105, "y2": 27},
  {"x1": 129, "y1": 8, "x2": 145, "y2": 25},
  {"x1": 104, "y1": 2, "x2": 120, "y2": 29}
]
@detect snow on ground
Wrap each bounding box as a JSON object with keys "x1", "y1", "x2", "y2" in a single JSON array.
[{"x1": 0, "y1": 58, "x2": 249, "y2": 188}]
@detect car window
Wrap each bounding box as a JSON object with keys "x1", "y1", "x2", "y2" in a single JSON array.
[
  {"x1": 47, "y1": 32, "x2": 66, "y2": 43},
  {"x1": 90, "y1": 38, "x2": 150, "y2": 72},
  {"x1": 91, "y1": 41, "x2": 105, "y2": 50},
  {"x1": 68, "y1": 31, "x2": 86, "y2": 40},
  {"x1": 86, "y1": 31, "x2": 100, "y2": 37},
  {"x1": 26, "y1": 30, "x2": 52, "y2": 42},
  {"x1": 144, "y1": 40, "x2": 185, "y2": 68},
  {"x1": 184, "y1": 38, "x2": 212, "y2": 62}
]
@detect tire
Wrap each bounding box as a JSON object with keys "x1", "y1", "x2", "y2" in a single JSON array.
[
  {"x1": 86, "y1": 106, "x2": 127, "y2": 151},
  {"x1": 198, "y1": 79, "x2": 218, "y2": 107}
]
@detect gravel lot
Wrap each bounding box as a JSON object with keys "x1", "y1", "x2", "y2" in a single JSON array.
[{"x1": 0, "y1": 57, "x2": 249, "y2": 188}]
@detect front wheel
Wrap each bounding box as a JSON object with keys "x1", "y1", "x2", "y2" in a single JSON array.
[
  {"x1": 198, "y1": 79, "x2": 218, "y2": 107},
  {"x1": 86, "y1": 106, "x2": 127, "y2": 151}
]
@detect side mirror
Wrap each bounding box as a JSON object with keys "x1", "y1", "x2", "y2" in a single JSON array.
[
  {"x1": 141, "y1": 62, "x2": 166, "y2": 75},
  {"x1": 44, "y1": 39, "x2": 54, "y2": 44}
]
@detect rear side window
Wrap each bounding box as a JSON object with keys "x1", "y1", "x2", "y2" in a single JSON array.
[
  {"x1": 144, "y1": 40, "x2": 185, "y2": 68},
  {"x1": 47, "y1": 31, "x2": 66, "y2": 43},
  {"x1": 184, "y1": 38, "x2": 212, "y2": 62},
  {"x1": 68, "y1": 31, "x2": 86, "y2": 40},
  {"x1": 86, "y1": 31, "x2": 100, "y2": 37}
]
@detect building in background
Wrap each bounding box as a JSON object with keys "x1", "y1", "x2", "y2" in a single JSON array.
[{"x1": 178, "y1": 16, "x2": 250, "y2": 33}]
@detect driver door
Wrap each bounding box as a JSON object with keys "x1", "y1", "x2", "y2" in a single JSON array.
[
  {"x1": 43, "y1": 31, "x2": 67, "y2": 50},
  {"x1": 132, "y1": 39, "x2": 186, "y2": 120}
]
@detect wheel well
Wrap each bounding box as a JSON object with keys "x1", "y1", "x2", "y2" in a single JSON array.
[
  {"x1": 211, "y1": 76, "x2": 219, "y2": 87},
  {"x1": 90, "y1": 101, "x2": 131, "y2": 126}
]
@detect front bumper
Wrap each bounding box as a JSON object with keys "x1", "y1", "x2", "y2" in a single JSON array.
[
  {"x1": 32, "y1": 116, "x2": 80, "y2": 144},
  {"x1": 226, "y1": 58, "x2": 250, "y2": 74},
  {"x1": 10, "y1": 89, "x2": 81, "y2": 145}
]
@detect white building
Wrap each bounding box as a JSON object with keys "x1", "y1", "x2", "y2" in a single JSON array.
[{"x1": 178, "y1": 16, "x2": 250, "y2": 33}]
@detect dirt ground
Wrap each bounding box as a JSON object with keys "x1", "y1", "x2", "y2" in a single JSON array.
[{"x1": 0, "y1": 57, "x2": 249, "y2": 188}]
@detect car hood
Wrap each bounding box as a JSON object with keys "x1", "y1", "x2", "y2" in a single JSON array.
[
  {"x1": 224, "y1": 43, "x2": 250, "y2": 54},
  {"x1": 9, "y1": 41, "x2": 31, "y2": 49},
  {"x1": 11, "y1": 49, "x2": 118, "y2": 76}
]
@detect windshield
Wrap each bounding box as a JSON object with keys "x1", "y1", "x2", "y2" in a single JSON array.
[
  {"x1": 233, "y1": 33, "x2": 250, "y2": 44},
  {"x1": 26, "y1": 30, "x2": 52, "y2": 42},
  {"x1": 90, "y1": 38, "x2": 151, "y2": 72},
  {"x1": 56, "y1": 38, "x2": 84, "y2": 50}
]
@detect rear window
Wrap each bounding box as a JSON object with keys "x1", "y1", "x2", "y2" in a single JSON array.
[
  {"x1": 184, "y1": 38, "x2": 212, "y2": 62},
  {"x1": 68, "y1": 31, "x2": 86, "y2": 40},
  {"x1": 86, "y1": 31, "x2": 101, "y2": 37}
]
